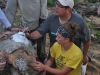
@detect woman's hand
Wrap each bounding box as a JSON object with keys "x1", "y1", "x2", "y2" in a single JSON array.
[
  {"x1": 32, "y1": 61, "x2": 45, "y2": 72},
  {"x1": 41, "y1": 70, "x2": 46, "y2": 75}
]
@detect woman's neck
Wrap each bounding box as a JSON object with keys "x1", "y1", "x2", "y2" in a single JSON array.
[{"x1": 61, "y1": 42, "x2": 73, "y2": 51}]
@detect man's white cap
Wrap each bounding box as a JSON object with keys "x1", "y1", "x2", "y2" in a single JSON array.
[{"x1": 58, "y1": 0, "x2": 74, "y2": 9}]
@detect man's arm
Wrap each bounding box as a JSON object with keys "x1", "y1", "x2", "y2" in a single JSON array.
[
  {"x1": 83, "y1": 40, "x2": 91, "y2": 64},
  {"x1": 25, "y1": 30, "x2": 42, "y2": 40},
  {"x1": 0, "y1": 8, "x2": 11, "y2": 28}
]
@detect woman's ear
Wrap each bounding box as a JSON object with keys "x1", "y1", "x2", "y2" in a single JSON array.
[{"x1": 65, "y1": 38, "x2": 70, "y2": 42}]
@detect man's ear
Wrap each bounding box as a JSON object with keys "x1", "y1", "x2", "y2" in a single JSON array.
[{"x1": 66, "y1": 7, "x2": 72, "y2": 13}]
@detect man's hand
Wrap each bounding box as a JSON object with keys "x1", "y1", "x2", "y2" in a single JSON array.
[
  {"x1": 82, "y1": 55, "x2": 88, "y2": 65},
  {"x1": 22, "y1": 27, "x2": 30, "y2": 33},
  {"x1": 11, "y1": 27, "x2": 22, "y2": 31},
  {"x1": 0, "y1": 31, "x2": 12, "y2": 38},
  {"x1": 6, "y1": 26, "x2": 22, "y2": 31},
  {"x1": 23, "y1": 27, "x2": 31, "y2": 38}
]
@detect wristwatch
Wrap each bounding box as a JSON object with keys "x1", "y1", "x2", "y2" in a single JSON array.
[{"x1": 6, "y1": 26, "x2": 12, "y2": 31}]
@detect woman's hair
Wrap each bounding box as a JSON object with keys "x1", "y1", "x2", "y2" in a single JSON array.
[{"x1": 62, "y1": 22, "x2": 80, "y2": 41}]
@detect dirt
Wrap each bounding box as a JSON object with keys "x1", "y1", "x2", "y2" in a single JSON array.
[
  {"x1": 0, "y1": 1, "x2": 100, "y2": 75},
  {"x1": 86, "y1": 40, "x2": 100, "y2": 75}
]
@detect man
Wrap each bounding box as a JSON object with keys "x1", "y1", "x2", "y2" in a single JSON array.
[
  {"x1": 0, "y1": 8, "x2": 11, "y2": 29},
  {"x1": 5, "y1": 0, "x2": 47, "y2": 30},
  {"x1": 25, "y1": 0, "x2": 91, "y2": 65},
  {"x1": 0, "y1": 7, "x2": 20, "y2": 71},
  {"x1": 5, "y1": 0, "x2": 47, "y2": 63},
  {"x1": 0, "y1": 8, "x2": 19, "y2": 38}
]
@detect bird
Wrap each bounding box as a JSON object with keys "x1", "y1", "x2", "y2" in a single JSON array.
[{"x1": 12, "y1": 32, "x2": 31, "y2": 45}]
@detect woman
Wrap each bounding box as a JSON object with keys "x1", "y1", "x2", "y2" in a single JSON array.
[{"x1": 31, "y1": 22, "x2": 83, "y2": 75}]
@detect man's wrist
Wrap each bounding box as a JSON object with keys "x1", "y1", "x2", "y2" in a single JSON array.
[{"x1": 6, "y1": 26, "x2": 12, "y2": 31}]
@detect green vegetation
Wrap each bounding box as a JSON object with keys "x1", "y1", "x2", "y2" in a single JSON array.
[
  {"x1": 95, "y1": 30, "x2": 100, "y2": 40},
  {"x1": 87, "y1": 22, "x2": 100, "y2": 40},
  {"x1": 74, "y1": 0, "x2": 79, "y2": 2},
  {"x1": 47, "y1": 0, "x2": 79, "y2": 7},
  {"x1": 88, "y1": 0, "x2": 97, "y2": 3},
  {"x1": 13, "y1": 17, "x2": 22, "y2": 27},
  {"x1": 47, "y1": 0, "x2": 57, "y2": 7},
  {"x1": 87, "y1": 22, "x2": 95, "y2": 29}
]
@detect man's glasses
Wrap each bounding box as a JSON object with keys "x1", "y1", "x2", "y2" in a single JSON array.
[{"x1": 55, "y1": 1, "x2": 69, "y2": 8}]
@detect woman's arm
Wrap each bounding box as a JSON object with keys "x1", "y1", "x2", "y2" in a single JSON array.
[{"x1": 33, "y1": 57, "x2": 73, "y2": 75}]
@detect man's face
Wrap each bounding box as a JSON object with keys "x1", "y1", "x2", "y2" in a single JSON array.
[{"x1": 55, "y1": 1, "x2": 68, "y2": 17}]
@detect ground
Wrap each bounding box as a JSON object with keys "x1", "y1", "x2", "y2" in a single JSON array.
[{"x1": 86, "y1": 40, "x2": 100, "y2": 75}]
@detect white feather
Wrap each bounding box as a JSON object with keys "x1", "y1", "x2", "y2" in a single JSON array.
[{"x1": 12, "y1": 32, "x2": 30, "y2": 45}]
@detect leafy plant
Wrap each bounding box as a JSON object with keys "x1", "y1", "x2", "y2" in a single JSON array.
[
  {"x1": 13, "y1": 17, "x2": 22, "y2": 27},
  {"x1": 88, "y1": 0, "x2": 97, "y2": 3},
  {"x1": 47, "y1": 0, "x2": 79, "y2": 7},
  {"x1": 87, "y1": 22, "x2": 100, "y2": 40},
  {"x1": 87, "y1": 22, "x2": 95, "y2": 29},
  {"x1": 47, "y1": 0, "x2": 57, "y2": 7},
  {"x1": 95, "y1": 30, "x2": 100, "y2": 39},
  {"x1": 74, "y1": 0, "x2": 79, "y2": 2}
]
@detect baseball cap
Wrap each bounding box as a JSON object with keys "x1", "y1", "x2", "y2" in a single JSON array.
[{"x1": 58, "y1": 0, "x2": 74, "y2": 9}]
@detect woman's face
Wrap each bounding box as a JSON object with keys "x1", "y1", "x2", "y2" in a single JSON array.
[{"x1": 56, "y1": 32, "x2": 67, "y2": 45}]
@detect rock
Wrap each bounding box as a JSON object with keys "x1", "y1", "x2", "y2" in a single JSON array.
[{"x1": 97, "y1": 6, "x2": 100, "y2": 16}]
